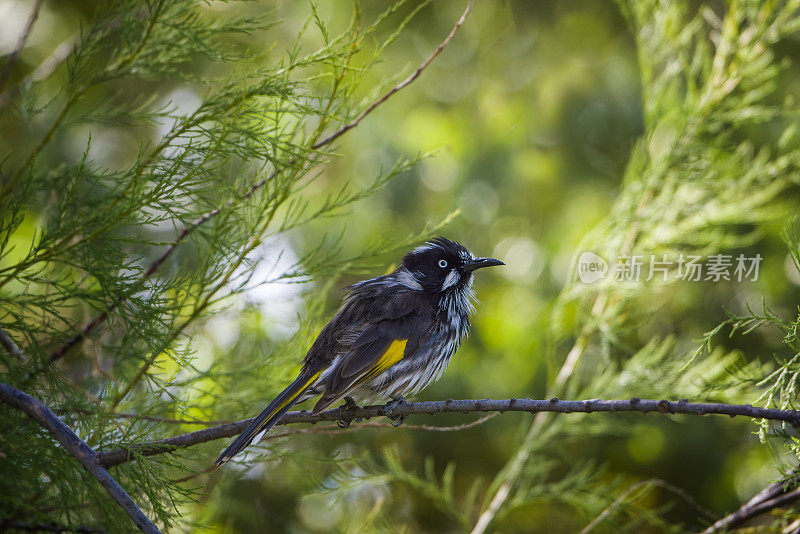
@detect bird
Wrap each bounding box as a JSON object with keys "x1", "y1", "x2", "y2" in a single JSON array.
[{"x1": 215, "y1": 237, "x2": 503, "y2": 467}]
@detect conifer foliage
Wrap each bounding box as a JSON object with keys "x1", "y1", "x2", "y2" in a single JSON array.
[
  {"x1": 3, "y1": 1, "x2": 800, "y2": 533},
  {"x1": 0, "y1": 1, "x2": 445, "y2": 530}
]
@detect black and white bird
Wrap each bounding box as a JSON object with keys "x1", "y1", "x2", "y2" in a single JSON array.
[{"x1": 215, "y1": 237, "x2": 503, "y2": 467}]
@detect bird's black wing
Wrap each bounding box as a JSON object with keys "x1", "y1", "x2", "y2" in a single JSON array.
[{"x1": 310, "y1": 290, "x2": 434, "y2": 413}]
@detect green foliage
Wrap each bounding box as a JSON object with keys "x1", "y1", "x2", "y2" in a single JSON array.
[
  {"x1": 470, "y1": 1, "x2": 800, "y2": 531},
  {"x1": 3, "y1": 0, "x2": 800, "y2": 533},
  {"x1": 696, "y1": 219, "x2": 800, "y2": 477},
  {"x1": 0, "y1": 0, "x2": 438, "y2": 530}
]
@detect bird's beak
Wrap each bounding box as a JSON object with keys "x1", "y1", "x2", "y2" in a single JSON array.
[{"x1": 463, "y1": 257, "x2": 505, "y2": 272}]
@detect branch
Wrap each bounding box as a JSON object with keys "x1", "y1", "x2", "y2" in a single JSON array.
[
  {"x1": 702, "y1": 471, "x2": 800, "y2": 533},
  {"x1": 95, "y1": 397, "x2": 800, "y2": 469},
  {"x1": 0, "y1": 382, "x2": 160, "y2": 534},
  {"x1": 47, "y1": 0, "x2": 475, "y2": 365}
]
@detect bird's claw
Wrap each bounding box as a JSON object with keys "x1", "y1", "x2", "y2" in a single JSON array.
[
  {"x1": 387, "y1": 395, "x2": 407, "y2": 407},
  {"x1": 390, "y1": 415, "x2": 406, "y2": 427},
  {"x1": 337, "y1": 396, "x2": 362, "y2": 428},
  {"x1": 384, "y1": 396, "x2": 408, "y2": 427}
]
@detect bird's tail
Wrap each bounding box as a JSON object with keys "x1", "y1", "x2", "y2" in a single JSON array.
[{"x1": 215, "y1": 369, "x2": 322, "y2": 467}]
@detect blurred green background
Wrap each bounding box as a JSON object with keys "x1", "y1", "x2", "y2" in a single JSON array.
[{"x1": 3, "y1": 0, "x2": 800, "y2": 532}]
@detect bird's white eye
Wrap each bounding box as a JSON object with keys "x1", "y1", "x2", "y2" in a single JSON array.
[{"x1": 438, "y1": 259, "x2": 448, "y2": 268}]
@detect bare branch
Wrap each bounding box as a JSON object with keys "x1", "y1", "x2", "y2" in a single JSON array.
[
  {"x1": 702, "y1": 472, "x2": 800, "y2": 533},
  {"x1": 47, "y1": 0, "x2": 475, "y2": 365},
  {"x1": 0, "y1": 382, "x2": 160, "y2": 534},
  {"x1": 95, "y1": 397, "x2": 800, "y2": 469}
]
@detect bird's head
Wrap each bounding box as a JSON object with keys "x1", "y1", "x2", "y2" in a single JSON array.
[{"x1": 400, "y1": 237, "x2": 504, "y2": 294}]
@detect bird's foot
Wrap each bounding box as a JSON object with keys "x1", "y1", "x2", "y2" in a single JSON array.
[
  {"x1": 384, "y1": 396, "x2": 408, "y2": 427},
  {"x1": 336, "y1": 396, "x2": 362, "y2": 428}
]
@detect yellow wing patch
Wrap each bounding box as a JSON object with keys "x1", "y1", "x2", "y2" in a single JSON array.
[{"x1": 356, "y1": 339, "x2": 407, "y2": 386}]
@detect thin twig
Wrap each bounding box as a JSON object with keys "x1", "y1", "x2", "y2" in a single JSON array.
[
  {"x1": 0, "y1": 382, "x2": 160, "y2": 534},
  {"x1": 311, "y1": 0, "x2": 474, "y2": 149},
  {"x1": 95, "y1": 397, "x2": 800, "y2": 469},
  {"x1": 172, "y1": 413, "x2": 497, "y2": 483},
  {"x1": 0, "y1": 0, "x2": 43, "y2": 92},
  {"x1": 702, "y1": 472, "x2": 800, "y2": 533},
  {"x1": 261, "y1": 413, "x2": 497, "y2": 438},
  {"x1": 46, "y1": 0, "x2": 475, "y2": 366}
]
